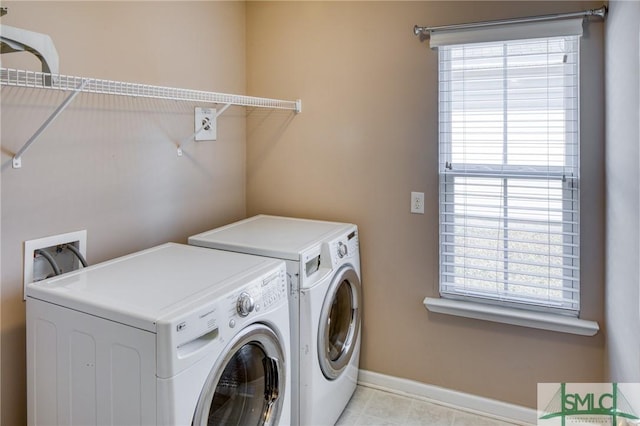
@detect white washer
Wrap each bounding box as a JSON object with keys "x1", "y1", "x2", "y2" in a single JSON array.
[
  {"x1": 25, "y1": 243, "x2": 291, "y2": 426},
  {"x1": 189, "y1": 215, "x2": 362, "y2": 426}
]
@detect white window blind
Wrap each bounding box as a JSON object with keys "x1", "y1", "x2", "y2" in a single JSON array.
[{"x1": 437, "y1": 29, "x2": 581, "y2": 315}]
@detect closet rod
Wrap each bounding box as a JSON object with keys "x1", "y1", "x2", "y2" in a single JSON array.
[{"x1": 414, "y1": 5, "x2": 606, "y2": 37}]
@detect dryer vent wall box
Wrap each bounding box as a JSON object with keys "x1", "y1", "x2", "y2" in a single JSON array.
[{"x1": 23, "y1": 230, "x2": 87, "y2": 300}]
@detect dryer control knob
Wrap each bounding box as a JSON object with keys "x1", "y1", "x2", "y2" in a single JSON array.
[
  {"x1": 337, "y1": 242, "x2": 348, "y2": 258},
  {"x1": 237, "y1": 292, "x2": 255, "y2": 317}
]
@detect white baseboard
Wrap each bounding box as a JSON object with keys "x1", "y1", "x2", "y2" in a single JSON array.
[{"x1": 357, "y1": 370, "x2": 537, "y2": 425}]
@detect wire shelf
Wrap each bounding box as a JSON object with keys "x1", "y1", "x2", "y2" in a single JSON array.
[
  {"x1": 2, "y1": 67, "x2": 301, "y2": 168},
  {"x1": 1, "y1": 68, "x2": 301, "y2": 111}
]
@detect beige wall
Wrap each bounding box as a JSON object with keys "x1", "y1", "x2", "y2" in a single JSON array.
[
  {"x1": 0, "y1": 1, "x2": 609, "y2": 422},
  {"x1": 246, "y1": 1, "x2": 605, "y2": 408},
  {"x1": 605, "y1": 0, "x2": 640, "y2": 381},
  {"x1": 1, "y1": 2, "x2": 247, "y2": 424}
]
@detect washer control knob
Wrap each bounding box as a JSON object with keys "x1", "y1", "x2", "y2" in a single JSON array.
[
  {"x1": 337, "y1": 242, "x2": 348, "y2": 258},
  {"x1": 237, "y1": 292, "x2": 255, "y2": 317}
]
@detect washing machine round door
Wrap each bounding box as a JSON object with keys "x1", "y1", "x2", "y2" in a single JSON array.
[
  {"x1": 318, "y1": 264, "x2": 361, "y2": 380},
  {"x1": 192, "y1": 323, "x2": 285, "y2": 426}
]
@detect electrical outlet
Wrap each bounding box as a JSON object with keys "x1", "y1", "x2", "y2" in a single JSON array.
[
  {"x1": 23, "y1": 230, "x2": 87, "y2": 300},
  {"x1": 194, "y1": 107, "x2": 217, "y2": 141},
  {"x1": 411, "y1": 191, "x2": 425, "y2": 214}
]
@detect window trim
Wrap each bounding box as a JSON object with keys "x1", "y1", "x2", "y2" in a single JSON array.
[{"x1": 423, "y1": 297, "x2": 599, "y2": 336}]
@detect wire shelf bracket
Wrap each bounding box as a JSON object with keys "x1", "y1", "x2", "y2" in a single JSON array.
[
  {"x1": 1, "y1": 68, "x2": 302, "y2": 168},
  {"x1": 11, "y1": 78, "x2": 88, "y2": 168}
]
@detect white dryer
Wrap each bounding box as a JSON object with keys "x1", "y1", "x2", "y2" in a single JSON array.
[
  {"x1": 26, "y1": 243, "x2": 291, "y2": 426},
  {"x1": 189, "y1": 215, "x2": 362, "y2": 426}
]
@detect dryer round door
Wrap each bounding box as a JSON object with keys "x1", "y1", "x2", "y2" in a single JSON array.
[
  {"x1": 318, "y1": 264, "x2": 361, "y2": 380},
  {"x1": 192, "y1": 323, "x2": 286, "y2": 426}
]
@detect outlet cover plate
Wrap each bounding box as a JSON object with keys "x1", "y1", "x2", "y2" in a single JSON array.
[
  {"x1": 195, "y1": 107, "x2": 217, "y2": 141},
  {"x1": 24, "y1": 230, "x2": 87, "y2": 300},
  {"x1": 411, "y1": 191, "x2": 425, "y2": 214}
]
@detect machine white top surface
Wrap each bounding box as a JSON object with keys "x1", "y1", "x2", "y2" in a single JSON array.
[
  {"x1": 26, "y1": 243, "x2": 282, "y2": 332},
  {"x1": 188, "y1": 215, "x2": 355, "y2": 261}
]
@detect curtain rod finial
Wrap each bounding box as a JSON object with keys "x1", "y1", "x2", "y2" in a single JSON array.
[
  {"x1": 414, "y1": 25, "x2": 430, "y2": 42},
  {"x1": 590, "y1": 5, "x2": 607, "y2": 19}
]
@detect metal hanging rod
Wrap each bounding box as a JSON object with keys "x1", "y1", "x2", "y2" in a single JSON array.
[
  {"x1": 414, "y1": 5, "x2": 606, "y2": 37},
  {"x1": 1, "y1": 67, "x2": 302, "y2": 168}
]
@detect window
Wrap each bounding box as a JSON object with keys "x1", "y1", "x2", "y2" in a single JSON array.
[{"x1": 436, "y1": 23, "x2": 581, "y2": 315}]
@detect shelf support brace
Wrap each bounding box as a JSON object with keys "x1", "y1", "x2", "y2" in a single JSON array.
[
  {"x1": 12, "y1": 78, "x2": 89, "y2": 168},
  {"x1": 177, "y1": 103, "x2": 231, "y2": 156}
]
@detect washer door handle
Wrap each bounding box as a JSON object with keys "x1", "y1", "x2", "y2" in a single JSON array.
[{"x1": 263, "y1": 357, "x2": 280, "y2": 422}]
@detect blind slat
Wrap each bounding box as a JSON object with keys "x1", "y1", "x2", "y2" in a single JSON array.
[
  {"x1": 442, "y1": 250, "x2": 579, "y2": 271},
  {"x1": 442, "y1": 213, "x2": 578, "y2": 228},
  {"x1": 441, "y1": 233, "x2": 578, "y2": 253},
  {"x1": 440, "y1": 289, "x2": 579, "y2": 310},
  {"x1": 441, "y1": 261, "x2": 579, "y2": 281},
  {"x1": 441, "y1": 225, "x2": 579, "y2": 239}
]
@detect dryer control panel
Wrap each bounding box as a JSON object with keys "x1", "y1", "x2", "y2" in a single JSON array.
[
  {"x1": 329, "y1": 228, "x2": 359, "y2": 267},
  {"x1": 299, "y1": 226, "x2": 360, "y2": 290}
]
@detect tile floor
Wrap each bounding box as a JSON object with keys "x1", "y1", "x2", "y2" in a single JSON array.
[{"x1": 336, "y1": 385, "x2": 520, "y2": 426}]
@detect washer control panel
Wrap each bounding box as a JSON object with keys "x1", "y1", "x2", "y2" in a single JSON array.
[
  {"x1": 226, "y1": 266, "x2": 287, "y2": 328},
  {"x1": 168, "y1": 263, "x2": 286, "y2": 347},
  {"x1": 161, "y1": 262, "x2": 286, "y2": 378},
  {"x1": 260, "y1": 269, "x2": 288, "y2": 310}
]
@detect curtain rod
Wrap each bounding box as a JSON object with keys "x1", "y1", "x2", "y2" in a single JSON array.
[{"x1": 414, "y1": 5, "x2": 606, "y2": 38}]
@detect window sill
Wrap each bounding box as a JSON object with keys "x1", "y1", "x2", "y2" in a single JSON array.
[{"x1": 423, "y1": 297, "x2": 599, "y2": 336}]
